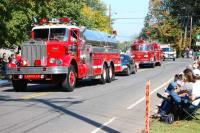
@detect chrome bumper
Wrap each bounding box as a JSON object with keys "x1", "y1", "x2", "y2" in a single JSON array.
[
  {"x1": 121, "y1": 65, "x2": 128, "y2": 71},
  {"x1": 139, "y1": 61, "x2": 154, "y2": 65},
  {"x1": 6, "y1": 66, "x2": 68, "y2": 75}
]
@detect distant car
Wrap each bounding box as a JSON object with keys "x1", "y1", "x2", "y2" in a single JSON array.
[
  {"x1": 119, "y1": 54, "x2": 137, "y2": 76},
  {"x1": 162, "y1": 47, "x2": 176, "y2": 61}
]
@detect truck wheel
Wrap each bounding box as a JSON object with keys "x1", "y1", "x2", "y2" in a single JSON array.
[
  {"x1": 107, "y1": 66, "x2": 115, "y2": 83},
  {"x1": 173, "y1": 58, "x2": 175, "y2": 61},
  {"x1": 165, "y1": 114, "x2": 174, "y2": 124},
  {"x1": 12, "y1": 80, "x2": 27, "y2": 92},
  {"x1": 126, "y1": 66, "x2": 131, "y2": 76},
  {"x1": 157, "y1": 62, "x2": 162, "y2": 66},
  {"x1": 100, "y1": 64, "x2": 107, "y2": 84},
  {"x1": 151, "y1": 63, "x2": 155, "y2": 68},
  {"x1": 62, "y1": 66, "x2": 76, "y2": 92},
  {"x1": 132, "y1": 65, "x2": 137, "y2": 74}
]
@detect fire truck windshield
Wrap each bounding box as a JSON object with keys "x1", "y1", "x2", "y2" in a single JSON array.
[
  {"x1": 139, "y1": 44, "x2": 150, "y2": 51},
  {"x1": 162, "y1": 48, "x2": 172, "y2": 52},
  {"x1": 34, "y1": 28, "x2": 69, "y2": 41}
]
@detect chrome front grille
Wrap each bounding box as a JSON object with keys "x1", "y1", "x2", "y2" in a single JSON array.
[{"x1": 22, "y1": 41, "x2": 47, "y2": 66}]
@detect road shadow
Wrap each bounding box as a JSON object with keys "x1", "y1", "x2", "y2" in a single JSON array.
[
  {"x1": 0, "y1": 96, "x2": 120, "y2": 133},
  {"x1": 75, "y1": 78, "x2": 118, "y2": 89},
  {"x1": 3, "y1": 78, "x2": 118, "y2": 92},
  {"x1": 139, "y1": 65, "x2": 154, "y2": 69},
  {"x1": 3, "y1": 84, "x2": 62, "y2": 92}
]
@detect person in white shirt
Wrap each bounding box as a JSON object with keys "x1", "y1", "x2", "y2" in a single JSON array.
[{"x1": 191, "y1": 80, "x2": 200, "y2": 106}]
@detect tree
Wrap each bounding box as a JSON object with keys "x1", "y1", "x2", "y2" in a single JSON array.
[
  {"x1": 0, "y1": 0, "x2": 111, "y2": 48},
  {"x1": 80, "y1": 5, "x2": 111, "y2": 33},
  {"x1": 140, "y1": 0, "x2": 200, "y2": 51}
]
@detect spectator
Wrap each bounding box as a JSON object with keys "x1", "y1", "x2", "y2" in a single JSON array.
[
  {"x1": 8, "y1": 54, "x2": 15, "y2": 63},
  {"x1": 189, "y1": 49, "x2": 193, "y2": 58},
  {"x1": 1, "y1": 53, "x2": 8, "y2": 78},
  {"x1": 15, "y1": 46, "x2": 21, "y2": 62},
  {"x1": 185, "y1": 47, "x2": 190, "y2": 58},
  {"x1": 158, "y1": 68, "x2": 198, "y2": 116}
]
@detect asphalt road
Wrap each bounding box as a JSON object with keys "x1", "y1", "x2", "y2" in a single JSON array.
[{"x1": 0, "y1": 58, "x2": 193, "y2": 133}]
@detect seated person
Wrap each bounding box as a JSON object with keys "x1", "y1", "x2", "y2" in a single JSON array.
[
  {"x1": 191, "y1": 79, "x2": 200, "y2": 106},
  {"x1": 192, "y1": 62, "x2": 200, "y2": 79},
  {"x1": 158, "y1": 68, "x2": 198, "y2": 115},
  {"x1": 164, "y1": 74, "x2": 183, "y2": 96}
]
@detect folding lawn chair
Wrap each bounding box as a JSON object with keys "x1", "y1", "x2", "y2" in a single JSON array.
[
  {"x1": 181, "y1": 97, "x2": 200, "y2": 120},
  {"x1": 156, "y1": 93, "x2": 200, "y2": 124}
]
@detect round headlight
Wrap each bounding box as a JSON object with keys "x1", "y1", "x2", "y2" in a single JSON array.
[
  {"x1": 49, "y1": 58, "x2": 56, "y2": 64},
  {"x1": 56, "y1": 59, "x2": 63, "y2": 65},
  {"x1": 11, "y1": 59, "x2": 16, "y2": 64},
  {"x1": 22, "y1": 60, "x2": 28, "y2": 66}
]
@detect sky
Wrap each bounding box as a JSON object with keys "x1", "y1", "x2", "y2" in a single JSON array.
[{"x1": 102, "y1": 0, "x2": 149, "y2": 41}]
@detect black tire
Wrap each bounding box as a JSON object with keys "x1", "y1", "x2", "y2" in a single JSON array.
[
  {"x1": 126, "y1": 66, "x2": 131, "y2": 76},
  {"x1": 62, "y1": 66, "x2": 76, "y2": 92},
  {"x1": 157, "y1": 62, "x2": 162, "y2": 66},
  {"x1": 100, "y1": 64, "x2": 107, "y2": 84},
  {"x1": 12, "y1": 80, "x2": 27, "y2": 92},
  {"x1": 173, "y1": 58, "x2": 175, "y2": 61},
  {"x1": 107, "y1": 66, "x2": 115, "y2": 83},
  {"x1": 165, "y1": 114, "x2": 174, "y2": 124},
  {"x1": 151, "y1": 63, "x2": 155, "y2": 68}
]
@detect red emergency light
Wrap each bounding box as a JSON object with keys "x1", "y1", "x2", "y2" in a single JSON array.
[
  {"x1": 133, "y1": 39, "x2": 144, "y2": 45},
  {"x1": 39, "y1": 18, "x2": 48, "y2": 25},
  {"x1": 59, "y1": 18, "x2": 70, "y2": 23},
  {"x1": 39, "y1": 17, "x2": 71, "y2": 25}
]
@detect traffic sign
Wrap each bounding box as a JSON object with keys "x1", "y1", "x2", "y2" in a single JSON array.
[
  {"x1": 196, "y1": 42, "x2": 200, "y2": 46},
  {"x1": 196, "y1": 35, "x2": 200, "y2": 40}
]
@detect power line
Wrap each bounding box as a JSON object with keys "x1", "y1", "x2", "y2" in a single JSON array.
[{"x1": 112, "y1": 17, "x2": 144, "y2": 20}]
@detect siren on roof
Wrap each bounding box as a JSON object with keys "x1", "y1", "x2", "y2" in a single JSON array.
[
  {"x1": 39, "y1": 18, "x2": 48, "y2": 25},
  {"x1": 38, "y1": 17, "x2": 71, "y2": 25}
]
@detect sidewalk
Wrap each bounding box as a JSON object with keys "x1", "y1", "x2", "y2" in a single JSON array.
[{"x1": 0, "y1": 79, "x2": 11, "y2": 87}]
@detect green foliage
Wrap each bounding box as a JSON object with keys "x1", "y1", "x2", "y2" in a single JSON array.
[
  {"x1": 150, "y1": 110, "x2": 200, "y2": 133},
  {"x1": 141, "y1": 0, "x2": 200, "y2": 50},
  {"x1": 117, "y1": 41, "x2": 131, "y2": 52},
  {"x1": 80, "y1": 5, "x2": 111, "y2": 33},
  {"x1": 0, "y1": 0, "x2": 111, "y2": 48}
]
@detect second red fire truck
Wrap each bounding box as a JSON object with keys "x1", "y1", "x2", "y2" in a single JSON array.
[
  {"x1": 7, "y1": 18, "x2": 121, "y2": 92},
  {"x1": 129, "y1": 40, "x2": 162, "y2": 68}
]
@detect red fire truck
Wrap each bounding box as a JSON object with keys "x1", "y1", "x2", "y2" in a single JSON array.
[
  {"x1": 130, "y1": 40, "x2": 162, "y2": 68},
  {"x1": 7, "y1": 18, "x2": 121, "y2": 92}
]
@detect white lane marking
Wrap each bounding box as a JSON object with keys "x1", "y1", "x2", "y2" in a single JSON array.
[
  {"x1": 138, "y1": 69, "x2": 147, "y2": 72},
  {"x1": 126, "y1": 77, "x2": 173, "y2": 110},
  {"x1": 91, "y1": 117, "x2": 116, "y2": 133}
]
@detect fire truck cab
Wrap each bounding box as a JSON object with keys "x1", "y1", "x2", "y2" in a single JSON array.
[
  {"x1": 130, "y1": 40, "x2": 162, "y2": 68},
  {"x1": 7, "y1": 18, "x2": 121, "y2": 92}
]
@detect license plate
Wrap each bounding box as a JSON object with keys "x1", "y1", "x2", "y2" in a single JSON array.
[{"x1": 24, "y1": 74, "x2": 40, "y2": 79}]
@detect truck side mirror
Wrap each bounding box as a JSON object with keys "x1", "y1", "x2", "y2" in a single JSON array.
[{"x1": 70, "y1": 37, "x2": 77, "y2": 43}]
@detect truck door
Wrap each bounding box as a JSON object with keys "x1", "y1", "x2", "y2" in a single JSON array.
[{"x1": 69, "y1": 29, "x2": 79, "y2": 58}]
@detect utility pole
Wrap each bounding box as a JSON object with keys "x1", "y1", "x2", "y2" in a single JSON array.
[
  {"x1": 183, "y1": 20, "x2": 188, "y2": 49},
  {"x1": 109, "y1": 4, "x2": 111, "y2": 28},
  {"x1": 189, "y1": 16, "x2": 193, "y2": 49},
  {"x1": 148, "y1": 0, "x2": 153, "y2": 42}
]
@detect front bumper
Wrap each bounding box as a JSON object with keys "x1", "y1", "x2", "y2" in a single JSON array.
[
  {"x1": 164, "y1": 55, "x2": 175, "y2": 59},
  {"x1": 6, "y1": 66, "x2": 68, "y2": 75},
  {"x1": 164, "y1": 53, "x2": 175, "y2": 59},
  {"x1": 139, "y1": 61, "x2": 154, "y2": 65}
]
